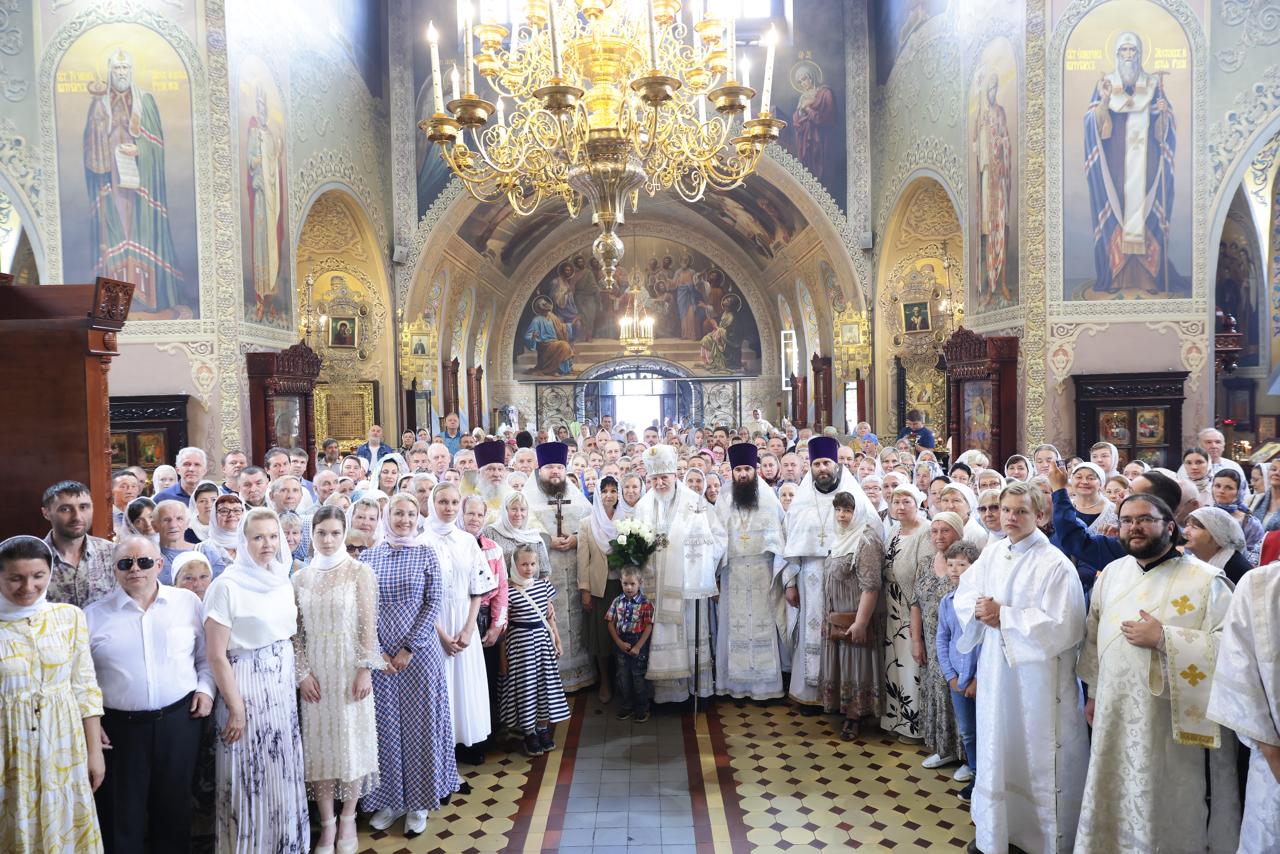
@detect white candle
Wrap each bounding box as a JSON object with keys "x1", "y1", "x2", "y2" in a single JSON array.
[
  {"x1": 463, "y1": 2, "x2": 476, "y2": 94},
  {"x1": 495, "y1": 94, "x2": 505, "y2": 125},
  {"x1": 698, "y1": 90, "x2": 706, "y2": 122},
  {"x1": 548, "y1": 0, "x2": 563, "y2": 78},
  {"x1": 690, "y1": 1, "x2": 700, "y2": 50},
  {"x1": 761, "y1": 25, "x2": 776, "y2": 116},
  {"x1": 451, "y1": 64, "x2": 461, "y2": 103},
  {"x1": 740, "y1": 56, "x2": 751, "y2": 121},
  {"x1": 427, "y1": 22, "x2": 444, "y2": 114},
  {"x1": 646, "y1": 0, "x2": 658, "y2": 69},
  {"x1": 726, "y1": 11, "x2": 735, "y2": 80}
]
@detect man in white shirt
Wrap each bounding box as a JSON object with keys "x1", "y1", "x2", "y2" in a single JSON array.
[{"x1": 85, "y1": 536, "x2": 214, "y2": 854}]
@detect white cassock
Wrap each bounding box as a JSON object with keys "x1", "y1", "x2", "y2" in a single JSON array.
[
  {"x1": 521, "y1": 477, "x2": 594, "y2": 691},
  {"x1": 714, "y1": 480, "x2": 787, "y2": 700},
  {"x1": 953, "y1": 530, "x2": 1089, "y2": 854},
  {"x1": 1207, "y1": 565, "x2": 1280, "y2": 854},
  {"x1": 633, "y1": 482, "x2": 724, "y2": 703},
  {"x1": 782, "y1": 469, "x2": 875, "y2": 705},
  {"x1": 1075, "y1": 553, "x2": 1240, "y2": 854}
]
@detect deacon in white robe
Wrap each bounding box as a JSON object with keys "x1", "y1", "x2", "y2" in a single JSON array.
[
  {"x1": 715, "y1": 444, "x2": 787, "y2": 700},
  {"x1": 1076, "y1": 494, "x2": 1239, "y2": 854},
  {"x1": 782, "y1": 437, "x2": 876, "y2": 707},
  {"x1": 521, "y1": 442, "x2": 595, "y2": 691},
  {"x1": 1207, "y1": 565, "x2": 1280, "y2": 854},
  {"x1": 953, "y1": 483, "x2": 1089, "y2": 854},
  {"x1": 633, "y1": 444, "x2": 725, "y2": 704}
]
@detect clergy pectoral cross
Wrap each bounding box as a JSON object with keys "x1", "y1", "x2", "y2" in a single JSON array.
[{"x1": 548, "y1": 496, "x2": 569, "y2": 538}]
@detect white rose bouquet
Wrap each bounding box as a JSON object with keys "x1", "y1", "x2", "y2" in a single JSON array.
[{"x1": 608, "y1": 518, "x2": 659, "y2": 570}]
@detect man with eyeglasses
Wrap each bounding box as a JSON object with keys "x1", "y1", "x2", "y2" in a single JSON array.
[
  {"x1": 1076, "y1": 493, "x2": 1239, "y2": 853},
  {"x1": 84, "y1": 535, "x2": 214, "y2": 854}
]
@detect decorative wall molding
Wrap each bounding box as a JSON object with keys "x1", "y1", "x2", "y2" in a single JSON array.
[
  {"x1": 1046, "y1": 0, "x2": 1209, "y2": 323},
  {"x1": 846, "y1": 1, "x2": 871, "y2": 238},
  {"x1": 1214, "y1": 1, "x2": 1280, "y2": 74},
  {"x1": 1208, "y1": 65, "x2": 1280, "y2": 186},
  {"x1": 1046, "y1": 322, "x2": 1107, "y2": 392},
  {"x1": 290, "y1": 149, "x2": 387, "y2": 254},
  {"x1": 1145, "y1": 319, "x2": 1209, "y2": 392},
  {"x1": 1021, "y1": 0, "x2": 1048, "y2": 445},
  {"x1": 875, "y1": 137, "x2": 964, "y2": 238},
  {"x1": 0, "y1": 117, "x2": 39, "y2": 218},
  {"x1": 154, "y1": 340, "x2": 217, "y2": 409}
]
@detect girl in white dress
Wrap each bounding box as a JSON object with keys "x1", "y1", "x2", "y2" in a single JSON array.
[
  {"x1": 292, "y1": 505, "x2": 383, "y2": 854},
  {"x1": 418, "y1": 485, "x2": 497, "y2": 767}
]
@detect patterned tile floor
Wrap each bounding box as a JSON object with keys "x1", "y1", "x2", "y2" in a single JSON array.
[{"x1": 348, "y1": 696, "x2": 976, "y2": 852}]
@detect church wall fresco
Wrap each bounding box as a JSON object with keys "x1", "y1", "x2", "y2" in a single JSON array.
[
  {"x1": 232, "y1": 53, "x2": 292, "y2": 331},
  {"x1": 510, "y1": 237, "x2": 762, "y2": 382},
  {"x1": 53, "y1": 22, "x2": 200, "y2": 319},
  {"x1": 1059, "y1": 0, "x2": 1193, "y2": 302}
]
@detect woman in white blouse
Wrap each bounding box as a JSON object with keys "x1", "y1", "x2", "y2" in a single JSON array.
[{"x1": 202, "y1": 507, "x2": 309, "y2": 852}]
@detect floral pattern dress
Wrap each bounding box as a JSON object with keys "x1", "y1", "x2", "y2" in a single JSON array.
[
  {"x1": 0, "y1": 604, "x2": 104, "y2": 853},
  {"x1": 880, "y1": 530, "x2": 931, "y2": 738},
  {"x1": 914, "y1": 560, "x2": 962, "y2": 761}
]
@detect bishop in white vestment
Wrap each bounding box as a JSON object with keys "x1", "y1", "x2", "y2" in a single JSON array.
[
  {"x1": 953, "y1": 483, "x2": 1089, "y2": 854},
  {"x1": 1076, "y1": 495, "x2": 1238, "y2": 854},
  {"x1": 715, "y1": 443, "x2": 787, "y2": 700},
  {"x1": 633, "y1": 444, "x2": 725, "y2": 704},
  {"x1": 1207, "y1": 565, "x2": 1280, "y2": 854},
  {"x1": 521, "y1": 442, "x2": 595, "y2": 691},
  {"x1": 782, "y1": 437, "x2": 875, "y2": 707}
]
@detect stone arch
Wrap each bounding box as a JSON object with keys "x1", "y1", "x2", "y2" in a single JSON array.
[
  {"x1": 294, "y1": 187, "x2": 398, "y2": 426},
  {"x1": 0, "y1": 174, "x2": 45, "y2": 283},
  {"x1": 874, "y1": 176, "x2": 965, "y2": 437}
]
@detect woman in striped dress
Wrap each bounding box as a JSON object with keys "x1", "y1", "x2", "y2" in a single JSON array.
[
  {"x1": 361, "y1": 493, "x2": 459, "y2": 837},
  {"x1": 202, "y1": 508, "x2": 309, "y2": 853},
  {"x1": 500, "y1": 543, "x2": 571, "y2": 757}
]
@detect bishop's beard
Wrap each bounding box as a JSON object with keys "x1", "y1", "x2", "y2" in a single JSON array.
[
  {"x1": 731, "y1": 478, "x2": 759, "y2": 510},
  {"x1": 1118, "y1": 57, "x2": 1141, "y2": 88},
  {"x1": 478, "y1": 479, "x2": 505, "y2": 502},
  {"x1": 537, "y1": 472, "x2": 567, "y2": 498}
]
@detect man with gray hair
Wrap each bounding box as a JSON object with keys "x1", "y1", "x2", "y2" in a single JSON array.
[
  {"x1": 1177, "y1": 427, "x2": 1244, "y2": 481},
  {"x1": 85, "y1": 535, "x2": 213, "y2": 853},
  {"x1": 155, "y1": 447, "x2": 207, "y2": 503}
]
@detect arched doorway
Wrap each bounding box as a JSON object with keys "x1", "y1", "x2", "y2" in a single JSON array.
[{"x1": 573, "y1": 360, "x2": 702, "y2": 429}]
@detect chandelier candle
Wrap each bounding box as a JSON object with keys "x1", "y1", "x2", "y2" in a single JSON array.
[
  {"x1": 427, "y1": 22, "x2": 444, "y2": 114},
  {"x1": 761, "y1": 26, "x2": 777, "y2": 116},
  {"x1": 463, "y1": 2, "x2": 476, "y2": 94}
]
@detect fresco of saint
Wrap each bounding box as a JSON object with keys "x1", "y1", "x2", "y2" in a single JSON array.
[
  {"x1": 973, "y1": 73, "x2": 1012, "y2": 307},
  {"x1": 246, "y1": 86, "x2": 286, "y2": 323}
]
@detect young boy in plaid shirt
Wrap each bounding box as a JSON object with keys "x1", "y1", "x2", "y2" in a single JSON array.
[{"x1": 606, "y1": 567, "x2": 655, "y2": 722}]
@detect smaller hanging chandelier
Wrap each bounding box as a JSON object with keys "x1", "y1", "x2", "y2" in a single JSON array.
[{"x1": 618, "y1": 283, "x2": 655, "y2": 356}]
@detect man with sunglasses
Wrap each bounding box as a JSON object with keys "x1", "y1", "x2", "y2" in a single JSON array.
[
  {"x1": 1076, "y1": 494, "x2": 1239, "y2": 853},
  {"x1": 84, "y1": 536, "x2": 214, "y2": 854}
]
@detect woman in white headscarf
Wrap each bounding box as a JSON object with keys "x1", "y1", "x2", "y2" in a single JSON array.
[
  {"x1": 202, "y1": 507, "x2": 308, "y2": 853},
  {"x1": 151, "y1": 465, "x2": 178, "y2": 496},
  {"x1": 481, "y1": 492, "x2": 550, "y2": 578},
  {"x1": 420, "y1": 484, "x2": 497, "y2": 766},
  {"x1": 0, "y1": 535, "x2": 105, "y2": 853},
  {"x1": 123, "y1": 497, "x2": 159, "y2": 546},
  {"x1": 577, "y1": 475, "x2": 624, "y2": 703},
  {"x1": 186, "y1": 480, "x2": 220, "y2": 543},
  {"x1": 196, "y1": 494, "x2": 243, "y2": 578},
  {"x1": 937, "y1": 483, "x2": 988, "y2": 550},
  {"x1": 374, "y1": 455, "x2": 410, "y2": 496},
  {"x1": 683, "y1": 467, "x2": 707, "y2": 497},
  {"x1": 346, "y1": 496, "x2": 383, "y2": 556},
  {"x1": 1184, "y1": 507, "x2": 1252, "y2": 584}
]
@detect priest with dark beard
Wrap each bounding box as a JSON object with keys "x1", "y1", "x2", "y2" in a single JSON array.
[
  {"x1": 521, "y1": 442, "x2": 594, "y2": 691},
  {"x1": 714, "y1": 443, "x2": 788, "y2": 701},
  {"x1": 781, "y1": 437, "x2": 875, "y2": 710}
]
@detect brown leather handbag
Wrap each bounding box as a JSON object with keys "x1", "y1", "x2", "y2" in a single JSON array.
[{"x1": 826, "y1": 611, "x2": 857, "y2": 641}]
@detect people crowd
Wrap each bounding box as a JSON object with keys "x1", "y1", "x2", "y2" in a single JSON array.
[{"x1": 2, "y1": 411, "x2": 1277, "y2": 854}]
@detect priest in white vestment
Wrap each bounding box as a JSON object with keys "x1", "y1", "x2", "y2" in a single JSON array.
[
  {"x1": 474, "y1": 440, "x2": 514, "y2": 525},
  {"x1": 1076, "y1": 494, "x2": 1239, "y2": 854},
  {"x1": 1207, "y1": 564, "x2": 1280, "y2": 854},
  {"x1": 783, "y1": 436, "x2": 875, "y2": 708},
  {"x1": 633, "y1": 444, "x2": 725, "y2": 704},
  {"x1": 715, "y1": 443, "x2": 787, "y2": 700},
  {"x1": 521, "y1": 442, "x2": 595, "y2": 691},
  {"x1": 954, "y1": 482, "x2": 1089, "y2": 854}
]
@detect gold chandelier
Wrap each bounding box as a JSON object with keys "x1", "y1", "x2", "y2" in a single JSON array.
[{"x1": 420, "y1": 0, "x2": 785, "y2": 288}]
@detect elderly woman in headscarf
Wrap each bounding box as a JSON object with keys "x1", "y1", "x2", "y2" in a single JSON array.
[
  {"x1": 151, "y1": 465, "x2": 179, "y2": 496},
  {"x1": 820, "y1": 491, "x2": 886, "y2": 741},
  {"x1": 577, "y1": 475, "x2": 624, "y2": 703},
  {"x1": 914, "y1": 460, "x2": 943, "y2": 496},
  {"x1": 937, "y1": 483, "x2": 988, "y2": 550},
  {"x1": 1210, "y1": 468, "x2": 1263, "y2": 564},
  {"x1": 915, "y1": 511, "x2": 966, "y2": 774},
  {"x1": 482, "y1": 492, "x2": 551, "y2": 579},
  {"x1": 1183, "y1": 507, "x2": 1252, "y2": 584}
]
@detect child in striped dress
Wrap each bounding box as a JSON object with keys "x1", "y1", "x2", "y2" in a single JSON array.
[{"x1": 499, "y1": 544, "x2": 571, "y2": 757}]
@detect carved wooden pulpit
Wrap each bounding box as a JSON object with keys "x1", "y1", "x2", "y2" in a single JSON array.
[
  {"x1": 942, "y1": 327, "x2": 1019, "y2": 466},
  {"x1": 247, "y1": 343, "x2": 322, "y2": 476},
  {"x1": 0, "y1": 277, "x2": 133, "y2": 538}
]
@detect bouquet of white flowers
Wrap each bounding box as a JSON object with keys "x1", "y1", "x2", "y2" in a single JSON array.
[{"x1": 608, "y1": 518, "x2": 660, "y2": 571}]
